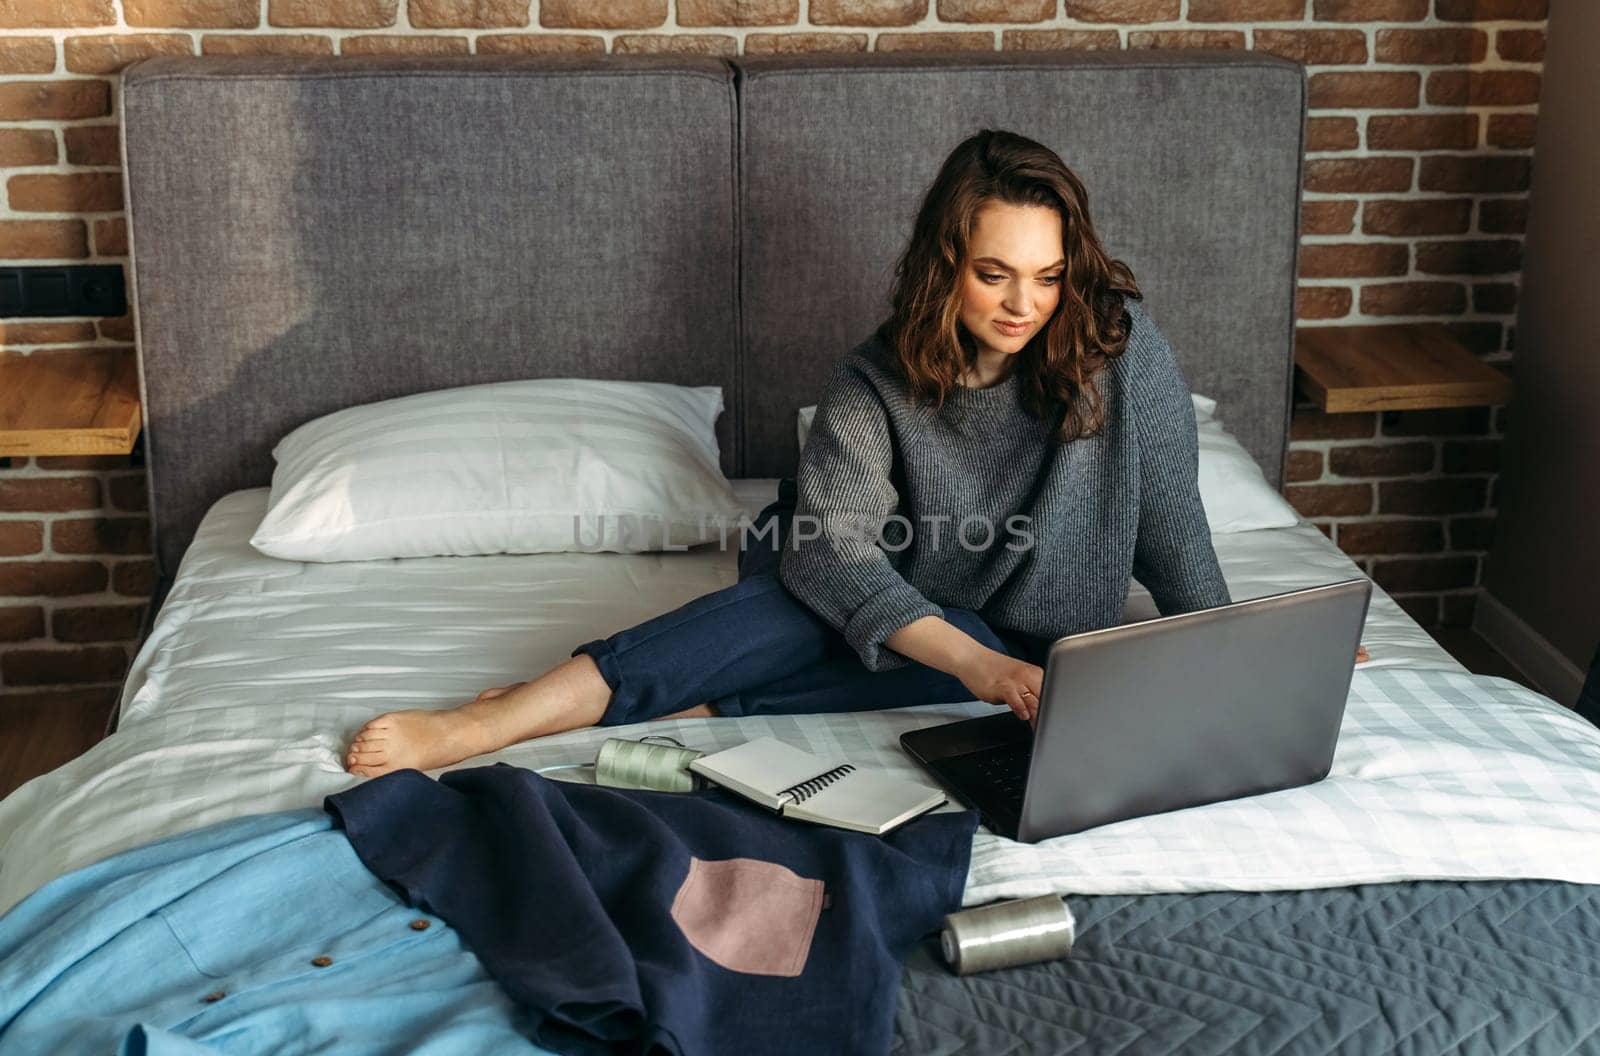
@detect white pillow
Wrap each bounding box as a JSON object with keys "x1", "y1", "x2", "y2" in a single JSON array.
[
  {"x1": 1188, "y1": 393, "x2": 1302, "y2": 533},
  {"x1": 794, "y1": 393, "x2": 1300, "y2": 534},
  {"x1": 251, "y1": 378, "x2": 748, "y2": 562}
]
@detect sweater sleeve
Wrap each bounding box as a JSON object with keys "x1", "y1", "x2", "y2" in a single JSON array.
[
  {"x1": 779, "y1": 361, "x2": 945, "y2": 672},
  {"x1": 1123, "y1": 302, "x2": 1234, "y2": 615}
]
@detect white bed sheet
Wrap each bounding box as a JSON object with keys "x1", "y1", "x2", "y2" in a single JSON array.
[{"x1": 2, "y1": 479, "x2": 1598, "y2": 916}]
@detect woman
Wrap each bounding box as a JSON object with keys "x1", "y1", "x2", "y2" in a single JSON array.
[{"x1": 343, "y1": 129, "x2": 1361, "y2": 779}]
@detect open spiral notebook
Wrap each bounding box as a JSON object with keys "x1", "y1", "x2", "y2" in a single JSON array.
[{"x1": 689, "y1": 737, "x2": 947, "y2": 836}]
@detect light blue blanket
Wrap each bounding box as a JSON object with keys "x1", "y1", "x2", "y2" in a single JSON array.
[{"x1": 0, "y1": 808, "x2": 548, "y2": 1055}]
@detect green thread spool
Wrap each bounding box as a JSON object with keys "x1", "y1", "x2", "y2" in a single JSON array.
[
  {"x1": 939, "y1": 895, "x2": 1075, "y2": 975},
  {"x1": 594, "y1": 737, "x2": 706, "y2": 793}
]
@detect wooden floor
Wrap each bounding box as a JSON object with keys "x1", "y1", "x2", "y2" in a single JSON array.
[
  {"x1": 0, "y1": 688, "x2": 118, "y2": 800},
  {"x1": 0, "y1": 629, "x2": 1547, "y2": 801}
]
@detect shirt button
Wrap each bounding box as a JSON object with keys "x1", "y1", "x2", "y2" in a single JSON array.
[
  {"x1": 409, "y1": 919, "x2": 431, "y2": 931},
  {"x1": 201, "y1": 991, "x2": 226, "y2": 1003},
  {"x1": 311, "y1": 956, "x2": 333, "y2": 967}
]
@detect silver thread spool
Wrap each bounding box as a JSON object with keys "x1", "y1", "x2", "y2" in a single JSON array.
[
  {"x1": 594, "y1": 737, "x2": 706, "y2": 794},
  {"x1": 939, "y1": 895, "x2": 1075, "y2": 975}
]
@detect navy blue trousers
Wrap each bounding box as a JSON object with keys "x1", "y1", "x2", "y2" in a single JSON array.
[{"x1": 571, "y1": 478, "x2": 1049, "y2": 725}]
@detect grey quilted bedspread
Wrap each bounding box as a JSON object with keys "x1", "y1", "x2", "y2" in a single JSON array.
[{"x1": 893, "y1": 880, "x2": 1600, "y2": 1055}]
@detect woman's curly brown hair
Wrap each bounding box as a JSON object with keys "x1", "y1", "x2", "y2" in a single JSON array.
[{"x1": 879, "y1": 129, "x2": 1142, "y2": 443}]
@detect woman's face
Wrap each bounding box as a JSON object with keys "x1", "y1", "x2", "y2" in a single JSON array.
[{"x1": 957, "y1": 201, "x2": 1065, "y2": 363}]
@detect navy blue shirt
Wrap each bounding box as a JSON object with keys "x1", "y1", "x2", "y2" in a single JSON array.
[{"x1": 325, "y1": 764, "x2": 977, "y2": 1056}]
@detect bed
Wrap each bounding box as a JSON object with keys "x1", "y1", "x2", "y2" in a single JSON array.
[{"x1": 2, "y1": 51, "x2": 1599, "y2": 1054}]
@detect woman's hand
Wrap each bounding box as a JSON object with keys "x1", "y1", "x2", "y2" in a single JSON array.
[{"x1": 959, "y1": 651, "x2": 1045, "y2": 723}]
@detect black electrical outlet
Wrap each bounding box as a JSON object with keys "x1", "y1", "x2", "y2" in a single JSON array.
[{"x1": 0, "y1": 265, "x2": 126, "y2": 318}]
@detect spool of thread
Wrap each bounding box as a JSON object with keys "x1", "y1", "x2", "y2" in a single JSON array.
[
  {"x1": 594, "y1": 737, "x2": 706, "y2": 794},
  {"x1": 939, "y1": 895, "x2": 1075, "y2": 976}
]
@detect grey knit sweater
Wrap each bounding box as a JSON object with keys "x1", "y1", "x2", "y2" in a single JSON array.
[{"x1": 779, "y1": 298, "x2": 1232, "y2": 673}]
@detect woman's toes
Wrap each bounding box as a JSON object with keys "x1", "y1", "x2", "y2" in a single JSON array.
[{"x1": 344, "y1": 740, "x2": 390, "y2": 772}]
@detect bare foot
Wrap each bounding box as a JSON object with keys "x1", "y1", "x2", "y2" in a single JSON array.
[
  {"x1": 344, "y1": 657, "x2": 609, "y2": 778},
  {"x1": 343, "y1": 703, "x2": 500, "y2": 777}
]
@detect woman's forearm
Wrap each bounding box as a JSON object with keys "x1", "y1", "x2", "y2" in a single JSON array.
[
  {"x1": 884, "y1": 615, "x2": 994, "y2": 678},
  {"x1": 887, "y1": 615, "x2": 1043, "y2": 719}
]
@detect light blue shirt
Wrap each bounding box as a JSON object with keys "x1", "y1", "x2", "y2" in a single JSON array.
[{"x1": 0, "y1": 807, "x2": 550, "y2": 1055}]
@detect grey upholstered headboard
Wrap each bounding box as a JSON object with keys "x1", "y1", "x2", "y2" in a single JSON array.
[
  {"x1": 122, "y1": 50, "x2": 1305, "y2": 583},
  {"x1": 122, "y1": 54, "x2": 741, "y2": 578}
]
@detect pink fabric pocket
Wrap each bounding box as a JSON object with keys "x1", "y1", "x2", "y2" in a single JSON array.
[{"x1": 669, "y1": 856, "x2": 824, "y2": 978}]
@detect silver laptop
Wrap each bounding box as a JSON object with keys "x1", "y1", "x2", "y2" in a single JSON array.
[{"x1": 901, "y1": 577, "x2": 1372, "y2": 843}]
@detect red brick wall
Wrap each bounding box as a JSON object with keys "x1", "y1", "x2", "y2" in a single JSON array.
[{"x1": 0, "y1": 0, "x2": 1545, "y2": 700}]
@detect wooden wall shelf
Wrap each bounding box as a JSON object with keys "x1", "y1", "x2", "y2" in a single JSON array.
[
  {"x1": 0, "y1": 349, "x2": 142, "y2": 458},
  {"x1": 1294, "y1": 323, "x2": 1513, "y2": 414}
]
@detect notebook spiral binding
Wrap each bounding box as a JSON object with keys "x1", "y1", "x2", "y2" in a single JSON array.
[{"x1": 781, "y1": 763, "x2": 857, "y2": 804}]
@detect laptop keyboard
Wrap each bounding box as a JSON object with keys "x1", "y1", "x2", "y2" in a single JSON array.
[{"x1": 962, "y1": 742, "x2": 1033, "y2": 810}]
